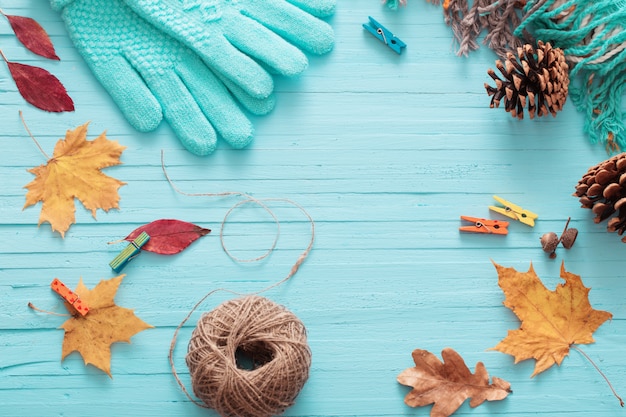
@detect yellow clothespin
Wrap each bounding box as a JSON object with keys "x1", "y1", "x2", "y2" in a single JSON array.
[{"x1": 489, "y1": 195, "x2": 538, "y2": 227}]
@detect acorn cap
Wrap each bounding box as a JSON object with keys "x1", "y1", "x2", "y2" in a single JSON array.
[{"x1": 560, "y1": 227, "x2": 578, "y2": 249}]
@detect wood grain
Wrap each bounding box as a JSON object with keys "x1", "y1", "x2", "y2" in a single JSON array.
[{"x1": 1, "y1": 1, "x2": 624, "y2": 416}]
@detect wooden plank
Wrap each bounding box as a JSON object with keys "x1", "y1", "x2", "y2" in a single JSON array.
[{"x1": 0, "y1": 1, "x2": 624, "y2": 416}]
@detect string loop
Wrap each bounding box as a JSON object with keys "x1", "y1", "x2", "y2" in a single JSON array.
[{"x1": 161, "y1": 151, "x2": 315, "y2": 413}]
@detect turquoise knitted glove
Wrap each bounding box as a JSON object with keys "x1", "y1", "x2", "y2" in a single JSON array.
[
  {"x1": 50, "y1": 0, "x2": 275, "y2": 155},
  {"x1": 123, "y1": 0, "x2": 335, "y2": 100}
]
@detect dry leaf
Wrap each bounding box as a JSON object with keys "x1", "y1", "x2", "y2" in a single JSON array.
[
  {"x1": 491, "y1": 261, "x2": 612, "y2": 377},
  {"x1": 0, "y1": 11, "x2": 73, "y2": 111},
  {"x1": 23, "y1": 123, "x2": 126, "y2": 237},
  {"x1": 123, "y1": 219, "x2": 211, "y2": 255},
  {"x1": 60, "y1": 275, "x2": 153, "y2": 377},
  {"x1": 3, "y1": 13, "x2": 59, "y2": 60},
  {"x1": 398, "y1": 347, "x2": 511, "y2": 417},
  {"x1": 7, "y1": 61, "x2": 74, "y2": 112}
]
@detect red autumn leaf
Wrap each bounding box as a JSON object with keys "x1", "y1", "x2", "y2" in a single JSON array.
[
  {"x1": 7, "y1": 61, "x2": 74, "y2": 112},
  {"x1": 124, "y1": 219, "x2": 211, "y2": 255},
  {"x1": 4, "y1": 14, "x2": 59, "y2": 60}
]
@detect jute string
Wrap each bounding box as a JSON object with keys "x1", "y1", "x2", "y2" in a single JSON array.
[
  {"x1": 186, "y1": 296, "x2": 311, "y2": 417},
  {"x1": 161, "y1": 152, "x2": 315, "y2": 417}
]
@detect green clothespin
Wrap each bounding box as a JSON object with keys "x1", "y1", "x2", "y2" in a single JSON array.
[{"x1": 109, "y1": 232, "x2": 150, "y2": 273}]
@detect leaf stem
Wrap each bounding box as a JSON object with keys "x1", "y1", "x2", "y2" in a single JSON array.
[
  {"x1": 571, "y1": 345, "x2": 624, "y2": 407},
  {"x1": 19, "y1": 110, "x2": 49, "y2": 159},
  {"x1": 0, "y1": 48, "x2": 8, "y2": 64},
  {"x1": 27, "y1": 302, "x2": 70, "y2": 317}
]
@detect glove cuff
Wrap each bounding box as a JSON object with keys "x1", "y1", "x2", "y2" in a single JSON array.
[{"x1": 50, "y1": 0, "x2": 76, "y2": 11}]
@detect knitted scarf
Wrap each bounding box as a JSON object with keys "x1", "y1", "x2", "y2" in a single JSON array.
[
  {"x1": 393, "y1": 0, "x2": 626, "y2": 151},
  {"x1": 384, "y1": 0, "x2": 408, "y2": 9},
  {"x1": 516, "y1": 0, "x2": 626, "y2": 151},
  {"x1": 435, "y1": 0, "x2": 527, "y2": 57}
]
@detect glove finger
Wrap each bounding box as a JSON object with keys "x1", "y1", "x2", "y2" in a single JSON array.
[
  {"x1": 176, "y1": 54, "x2": 255, "y2": 150},
  {"x1": 193, "y1": 33, "x2": 275, "y2": 100},
  {"x1": 244, "y1": 0, "x2": 335, "y2": 55},
  {"x1": 123, "y1": 0, "x2": 274, "y2": 100},
  {"x1": 285, "y1": 0, "x2": 336, "y2": 18},
  {"x1": 89, "y1": 56, "x2": 162, "y2": 132},
  {"x1": 219, "y1": 75, "x2": 276, "y2": 116},
  {"x1": 143, "y1": 68, "x2": 218, "y2": 156},
  {"x1": 222, "y1": 10, "x2": 308, "y2": 77}
]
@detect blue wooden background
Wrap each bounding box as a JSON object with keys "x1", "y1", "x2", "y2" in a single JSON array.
[{"x1": 1, "y1": 1, "x2": 625, "y2": 416}]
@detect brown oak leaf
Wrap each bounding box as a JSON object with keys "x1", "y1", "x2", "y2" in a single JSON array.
[
  {"x1": 491, "y1": 261, "x2": 612, "y2": 377},
  {"x1": 60, "y1": 275, "x2": 152, "y2": 377},
  {"x1": 23, "y1": 123, "x2": 126, "y2": 237},
  {"x1": 397, "y1": 347, "x2": 511, "y2": 417}
]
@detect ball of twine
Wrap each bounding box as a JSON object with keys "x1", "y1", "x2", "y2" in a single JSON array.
[{"x1": 186, "y1": 295, "x2": 312, "y2": 417}]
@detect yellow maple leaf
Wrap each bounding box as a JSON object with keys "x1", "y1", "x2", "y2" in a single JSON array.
[
  {"x1": 60, "y1": 275, "x2": 153, "y2": 377},
  {"x1": 23, "y1": 123, "x2": 126, "y2": 237},
  {"x1": 491, "y1": 261, "x2": 612, "y2": 377}
]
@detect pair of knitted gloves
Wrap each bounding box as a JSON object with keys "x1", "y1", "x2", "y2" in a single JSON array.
[{"x1": 51, "y1": 0, "x2": 335, "y2": 155}]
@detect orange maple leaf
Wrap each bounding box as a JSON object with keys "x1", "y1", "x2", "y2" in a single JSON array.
[
  {"x1": 60, "y1": 275, "x2": 152, "y2": 377},
  {"x1": 23, "y1": 123, "x2": 126, "y2": 237},
  {"x1": 491, "y1": 261, "x2": 612, "y2": 377},
  {"x1": 397, "y1": 347, "x2": 511, "y2": 417}
]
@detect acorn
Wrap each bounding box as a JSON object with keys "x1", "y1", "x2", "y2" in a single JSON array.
[
  {"x1": 560, "y1": 227, "x2": 578, "y2": 249},
  {"x1": 540, "y1": 232, "x2": 559, "y2": 258},
  {"x1": 540, "y1": 217, "x2": 578, "y2": 258}
]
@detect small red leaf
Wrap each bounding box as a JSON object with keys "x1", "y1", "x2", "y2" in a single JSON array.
[
  {"x1": 7, "y1": 62, "x2": 74, "y2": 112},
  {"x1": 5, "y1": 15, "x2": 59, "y2": 60},
  {"x1": 124, "y1": 219, "x2": 211, "y2": 255}
]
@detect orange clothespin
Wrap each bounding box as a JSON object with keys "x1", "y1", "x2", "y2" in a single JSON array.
[
  {"x1": 50, "y1": 278, "x2": 89, "y2": 316},
  {"x1": 459, "y1": 216, "x2": 509, "y2": 235}
]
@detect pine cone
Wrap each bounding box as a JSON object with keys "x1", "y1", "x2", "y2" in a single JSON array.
[
  {"x1": 574, "y1": 152, "x2": 626, "y2": 242},
  {"x1": 485, "y1": 41, "x2": 569, "y2": 119}
]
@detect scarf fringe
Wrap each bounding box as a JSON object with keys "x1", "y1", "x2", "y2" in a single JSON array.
[
  {"x1": 380, "y1": 0, "x2": 626, "y2": 151},
  {"x1": 384, "y1": 0, "x2": 408, "y2": 9},
  {"x1": 520, "y1": 0, "x2": 626, "y2": 150},
  {"x1": 441, "y1": 0, "x2": 527, "y2": 57}
]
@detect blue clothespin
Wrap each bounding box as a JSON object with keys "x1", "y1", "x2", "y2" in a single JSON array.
[
  {"x1": 109, "y1": 232, "x2": 150, "y2": 273},
  {"x1": 363, "y1": 16, "x2": 406, "y2": 54}
]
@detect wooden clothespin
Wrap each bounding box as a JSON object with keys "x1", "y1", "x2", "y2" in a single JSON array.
[
  {"x1": 51, "y1": 278, "x2": 89, "y2": 316},
  {"x1": 109, "y1": 231, "x2": 150, "y2": 273},
  {"x1": 489, "y1": 195, "x2": 538, "y2": 227},
  {"x1": 459, "y1": 216, "x2": 509, "y2": 235},
  {"x1": 362, "y1": 16, "x2": 406, "y2": 54}
]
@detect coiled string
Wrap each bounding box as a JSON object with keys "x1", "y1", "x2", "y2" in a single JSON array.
[{"x1": 161, "y1": 151, "x2": 315, "y2": 415}]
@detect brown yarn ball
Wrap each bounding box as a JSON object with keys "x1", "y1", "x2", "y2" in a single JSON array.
[{"x1": 186, "y1": 296, "x2": 311, "y2": 417}]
